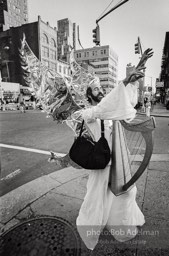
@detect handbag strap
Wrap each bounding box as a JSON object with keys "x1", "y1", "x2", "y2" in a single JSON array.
[
  {"x1": 79, "y1": 120, "x2": 85, "y2": 137},
  {"x1": 79, "y1": 120, "x2": 105, "y2": 138},
  {"x1": 101, "y1": 120, "x2": 105, "y2": 138}
]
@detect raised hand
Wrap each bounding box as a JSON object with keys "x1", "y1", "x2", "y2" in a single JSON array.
[
  {"x1": 136, "y1": 48, "x2": 154, "y2": 68},
  {"x1": 123, "y1": 65, "x2": 146, "y2": 85}
]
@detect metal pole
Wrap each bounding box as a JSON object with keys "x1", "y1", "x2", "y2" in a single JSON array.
[
  {"x1": 6, "y1": 61, "x2": 10, "y2": 81},
  {"x1": 96, "y1": 0, "x2": 129, "y2": 24}
]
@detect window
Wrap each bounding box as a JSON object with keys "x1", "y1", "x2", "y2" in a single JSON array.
[
  {"x1": 42, "y1": 46, "x2": 49, "y2": 58},
  {"x1": 50, "y1": 38, "x2": 56, "y2": 47},
  {"x1": 50, "y1": 62, "x2": 57, "y2": 71},
  {"x1": 50, "y1": 49, "x2": 56, "y2": 60},
  {"x1": 42, "y1": 33, "x2": 49, "y2": 44},
  {"x1": 59, "y1": 65, "x2": 62, "y2": 73}
]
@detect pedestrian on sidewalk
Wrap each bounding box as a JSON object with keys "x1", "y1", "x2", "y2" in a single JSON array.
[
  {"x1": 27, "y1": 43, "x2": 153, "y2": 250},
  {"x1": 145, "y1": 99, "x2": 151, "y2": 116},
  {"x1": 20, "y1": 101, "x2": 26, "y2": 113},
  {"x1": 47, "y1": 48, "x2": 154, "y2": 250}
]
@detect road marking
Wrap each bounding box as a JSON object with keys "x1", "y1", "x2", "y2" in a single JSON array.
[
  {"x1": 0, "y1": 144, "x2": 169, "y2": 161},
  {"x1": 0, "y1": 143, "x2": 66, "y2": 157},
  {"x1": 1, "y1": 169, "x2": 21, "y2": 181}
]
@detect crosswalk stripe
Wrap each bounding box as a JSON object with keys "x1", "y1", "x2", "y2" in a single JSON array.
[{"x1": 0, "y1": 143, "x2": 65, "y2": 157}]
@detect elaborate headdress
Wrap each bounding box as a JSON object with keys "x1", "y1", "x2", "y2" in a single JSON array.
[
  {"x1": 69, "y1": 50, "x2": 100, "y2": 102},
  {"x1": 19, "y1": 35, "x2": 100, "y2": 122}
]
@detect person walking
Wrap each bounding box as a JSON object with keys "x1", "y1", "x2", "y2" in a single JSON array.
[
  {"x1": 20, "y1": 101, "x2": 26, "y2": 113},
  {"x1": 27, "y1": 43, "x2": 153, "y2": 250},
  {"x1": 49, "y1": 48, "x2": 153, "y2": 250},
  {"x1": 145, "y1": 99, "x2": 151, "y2": 116}
]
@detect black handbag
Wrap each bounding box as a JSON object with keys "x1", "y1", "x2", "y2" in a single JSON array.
[{"x1": 69, "y1": 120, "x2": 110, "y2": 169}]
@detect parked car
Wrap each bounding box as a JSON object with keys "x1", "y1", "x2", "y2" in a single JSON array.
[
  {"x1": 6, "y1": 103, "x2": 18, "y2": 111},
  {"x1": 24, "y1": 101, "x2": 34, "y2": 110}
]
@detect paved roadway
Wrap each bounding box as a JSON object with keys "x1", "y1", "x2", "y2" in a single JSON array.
[
  {"x1": 0, "y1": 110, "x2": 169, "y2": 196},
  {"x1": 0, "y1": 110, "x2": 74, "y2": 196}
]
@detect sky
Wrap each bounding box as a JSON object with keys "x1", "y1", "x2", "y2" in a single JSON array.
[{"x1": 27, "y1": 0, "x2": 169, "y2": 88}]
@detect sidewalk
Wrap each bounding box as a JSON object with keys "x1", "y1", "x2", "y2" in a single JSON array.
[
  {"x1": 151, "y1": 102, "x2": 169, "y2": 117},
  {"x1": 0, "y1": 103, "x2": 169, "y2": 255}
]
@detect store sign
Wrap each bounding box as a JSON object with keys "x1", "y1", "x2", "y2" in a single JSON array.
[{"x1": 156, "y1": 82, "x2": 164, "y2": 88}]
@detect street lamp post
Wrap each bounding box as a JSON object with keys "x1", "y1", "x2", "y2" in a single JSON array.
[
  {"x1": 3, "y1": 45, "x2": 12, "y2": 82},
  {"x1": 2, "y1": 60, "x2": 10, "y2": 81}
]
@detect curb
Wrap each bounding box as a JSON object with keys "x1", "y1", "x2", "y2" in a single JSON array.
[{"x1": 0, "y1": 167, "x2": 89, "y2": 225}]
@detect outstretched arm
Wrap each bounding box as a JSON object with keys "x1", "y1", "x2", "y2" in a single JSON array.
[{"x1": 123, "y1": 48, "x2": 153, "y2": 86}]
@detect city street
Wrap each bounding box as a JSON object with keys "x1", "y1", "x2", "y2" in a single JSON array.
[
  {"x1": 0, "y1": 110, "x2": 74, "y2": 196},
  {"x1": 0, "y1": 108, "x2": 169, "y2": 196}
]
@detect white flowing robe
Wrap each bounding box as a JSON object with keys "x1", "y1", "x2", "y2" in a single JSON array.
[{"x1": 76, "y1": 81, "x2": 145, "y2": 250}]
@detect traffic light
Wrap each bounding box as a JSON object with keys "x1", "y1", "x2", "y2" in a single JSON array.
[
  {"x1": 92, "y1": 25, "x2": 100, "y2": 46},
  {"x1": 134, "y1": 42, "x2": 140, "y2": 54}
]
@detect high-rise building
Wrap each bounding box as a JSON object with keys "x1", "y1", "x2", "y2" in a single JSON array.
[
  {"x1": 57, "y1": 18, "x2": 78, "y2": 62},
  {"x1": 0, "y1": 0, "x2": 28, "y2": 32},
  {"x1": 74, "y1": 45, "x2": 118, "y2": 93}
]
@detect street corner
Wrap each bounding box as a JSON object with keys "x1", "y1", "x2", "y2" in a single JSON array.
[
  {"x1": 0, "y1": 175, "x2": 61, "y2": 224},
  {"x1": 30, "y1": 191, "x2": 82, "y2": 225},
  {"x1": 48, "y1": 166, "x2": 89, "y2": 184}
]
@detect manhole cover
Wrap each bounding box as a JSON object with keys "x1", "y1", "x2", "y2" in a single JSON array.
[{"x1": 0, "y1": 216, "x2": 81, "y2": 256}]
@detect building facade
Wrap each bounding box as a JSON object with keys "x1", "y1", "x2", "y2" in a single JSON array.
[
  {"x1": 0, "y1": 16, "x2": 70, "y2": 86},
  {"x1": 0, "y1": 0, "x2": 28, "y2": 32},
  {"x1": 160, "y1": 31, "x2": 169, "y2": 104},
  {"x1": 57, "y1": 18, "x2": 78, "y2": 62},
  {"x1": 74, "y1": 45, "x2": 118, "y2": 93}
]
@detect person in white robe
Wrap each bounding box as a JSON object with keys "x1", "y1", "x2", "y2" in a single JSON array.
[
  {"x1": 47, "y1": 48, "x2": 153, "y2": 250},
  {"x1": 75, "y1": 49, "x2": 154, "y2": 250},
  {"x1": 75, "y1": 79, "x2": 144, "y2": 250}
]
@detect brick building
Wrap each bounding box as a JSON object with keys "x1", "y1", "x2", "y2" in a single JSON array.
[
  {"x1": 0, "y1": 0, "x2": 28, "y2": 32},
  {"x1": 0, "y1": 16, "x2": 70, "y2": 85}
]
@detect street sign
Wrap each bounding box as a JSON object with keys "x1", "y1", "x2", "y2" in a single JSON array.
[{"x1": 156, "y1": 82, "x2": 164, "y2": 88}]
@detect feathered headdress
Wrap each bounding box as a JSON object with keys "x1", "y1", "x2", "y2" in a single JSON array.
[
  {"x1": 19, "y1": 34, "x2": 100, "y2": 122},
  {"x1": 69, "y1": 50, "x2": 99, "y2": 100},
  {"x1": 19, "y1": 34, "x2": 82, "y2": 121}
]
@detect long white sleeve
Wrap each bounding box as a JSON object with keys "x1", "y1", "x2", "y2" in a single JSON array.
[{"x1": 82, "y1": 81, "x2": 137, "y2": 121}]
